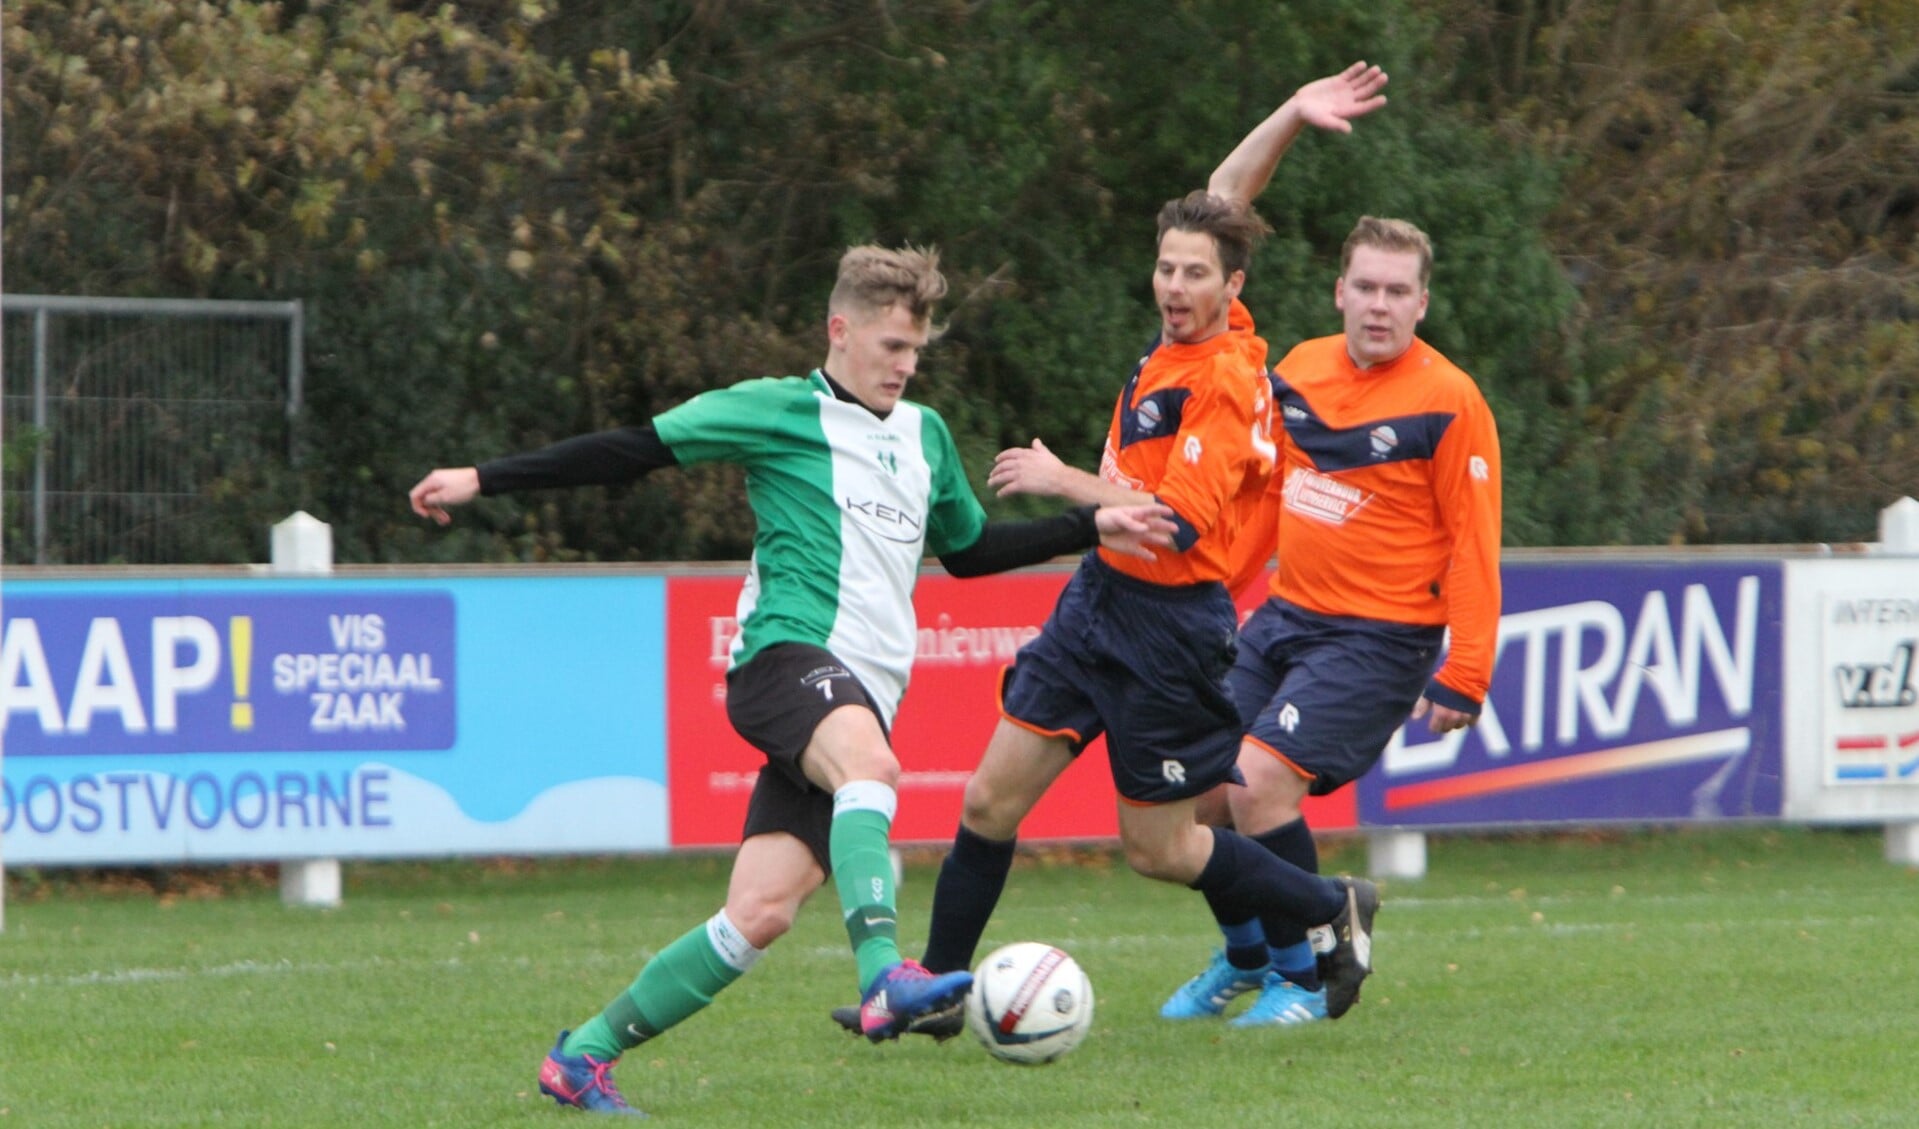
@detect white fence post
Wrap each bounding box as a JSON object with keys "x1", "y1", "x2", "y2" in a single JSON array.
[
  {"x1": 1368, "y1": 829, "x2": 1428, "y2": 880},
  {"x1": 273, "y1": 512, "x2": 343, "y2": 907},
  {"x1": 1876, "y1": 498, "x2": 1919, "y2": 866},
  {"x1": 1878, "y1": 496, "x2": 1919, "y2": 553}
]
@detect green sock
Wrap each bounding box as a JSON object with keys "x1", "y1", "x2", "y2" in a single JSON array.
[
  {"x1": 562, "y1": 911, "x2": 759, "y2": 1061},
  {"x1": 831, "y1": 781, "x2": 902, "y2": 991}
]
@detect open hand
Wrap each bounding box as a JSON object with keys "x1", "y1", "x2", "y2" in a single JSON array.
[
  {"x1": 1294, "y1": 61, "x2": 1389, "y2": 134},
  {"x1": 989, "y1": 438, "x2": 1071, "y2": 498}
]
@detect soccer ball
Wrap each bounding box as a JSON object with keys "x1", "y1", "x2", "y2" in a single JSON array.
[{"x1": 964, "y1": 942, "x2": 1095, "y2": 1065}]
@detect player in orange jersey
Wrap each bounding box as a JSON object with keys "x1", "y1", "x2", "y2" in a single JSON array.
[
  {"x1": 1157, "y1": 211, "x2": 1503, "y2": 1027},
  {"x1": 898, "y1": 64, "x2": 1395, "y2": 1032}
]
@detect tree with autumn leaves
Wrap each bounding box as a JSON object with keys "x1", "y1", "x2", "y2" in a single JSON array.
[{"x1": 4, "y1": 0, "x2": 1913, "y2": 562}]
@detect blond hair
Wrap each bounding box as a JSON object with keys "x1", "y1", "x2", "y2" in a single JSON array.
[
  {"x1": 829, "y1": 244, "x2": 948, "y2": 327},
  {"x1": 1341, "y1": 216, "x2": 1433, "y2": 288}
]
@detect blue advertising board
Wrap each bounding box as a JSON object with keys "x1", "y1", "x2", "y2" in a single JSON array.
[
  {"x1": 1, "y1": 559, "x2": 1796, "y2": 864},
  {"x1": 1, "y1": 576, "x2": 668, "y2": 863},
  {"x1": 1361, "y1": 561, "x2": 1785, "y2": 826},
  {"x1": 2, "y1": 591, "x2": 457, "y2": 755}
]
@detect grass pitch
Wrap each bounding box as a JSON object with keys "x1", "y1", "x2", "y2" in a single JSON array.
[{"x1": 3, "y1": 826, "x2": 1916, "y2": 1127}]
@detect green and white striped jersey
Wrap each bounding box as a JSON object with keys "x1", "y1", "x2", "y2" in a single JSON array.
[{"x1": 654, "y1": 371, "x2": 987, "y2": 724}]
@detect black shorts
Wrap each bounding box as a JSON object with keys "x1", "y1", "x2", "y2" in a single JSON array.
[
  {"x1": 1230, "y1": 597, "x2": 1443, "y2": 795},
  {"x1": 725, "y1": 642, "x2": 889, "y2": 872}
]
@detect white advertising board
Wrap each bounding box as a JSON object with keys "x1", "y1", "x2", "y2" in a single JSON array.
[{"x1": 1782, "y1": 558, "x2": 1919, "y2": 820}]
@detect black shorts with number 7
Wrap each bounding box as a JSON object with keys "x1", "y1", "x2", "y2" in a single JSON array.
[{"x1": 725, "y1": 642, "x2": 889, "y2": 871}]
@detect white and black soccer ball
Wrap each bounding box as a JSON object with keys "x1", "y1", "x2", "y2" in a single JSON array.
[{"x1": 964, "y1": 942, "x2": 1094, "y2": 1065}]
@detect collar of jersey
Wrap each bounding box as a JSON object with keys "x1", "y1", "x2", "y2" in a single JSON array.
[
  {"x1": 810, "y1": 368, "x2": 894, "y2": 421},
  {"x1": 1340, "y1": 335, "x2": 1431, "y2": 379}
]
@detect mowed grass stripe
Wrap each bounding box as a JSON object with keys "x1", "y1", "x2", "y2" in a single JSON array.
[{"x1": 2, "y1": 826, "x2": 1915, "y2": 1128}]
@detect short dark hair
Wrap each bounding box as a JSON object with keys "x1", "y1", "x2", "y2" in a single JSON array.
[{"x1": 1155, "y1": 190, "x2": 1271, "y2": 278}]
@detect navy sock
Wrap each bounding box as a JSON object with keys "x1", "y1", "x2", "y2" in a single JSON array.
[
  {"x1": 1252, "y1": 818, "x2": 1319, "y2": 874},
  {"x1": 1191, "y1": 827, "x2": 1343, "y2": 932},
  {"x1": 1251, "y1": 819, "x2": 1318, "y2": 941},
  {"x1": 920, "y1": 824, "x2": 1016, "y2": 974}
]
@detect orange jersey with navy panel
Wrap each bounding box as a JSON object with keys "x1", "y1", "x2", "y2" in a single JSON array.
[
  {"x1": 1096, "y1": 299, "x2": 1274, "y2": 586},
  {"x1": 1235, "y1": 333, "x2": 1502, "y2": 705}
]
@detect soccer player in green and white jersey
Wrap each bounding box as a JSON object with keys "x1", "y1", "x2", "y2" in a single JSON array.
[{"x1": 408, "y1": 244, "x2": 1175, "y2": 1117}]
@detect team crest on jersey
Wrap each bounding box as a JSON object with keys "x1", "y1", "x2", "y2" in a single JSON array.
[{"x1": 1369, "y1": 425, "x2": 1399, "y2": 458}]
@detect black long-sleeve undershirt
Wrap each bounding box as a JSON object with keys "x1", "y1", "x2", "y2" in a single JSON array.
[
  {"x1": 473, "y1": 423, "x2": 1100, "y2": 577},
  {"x1": 938, "y1": 506, "x2": 1099, "y2": 576},
  {"x1": 475, "y1": 425, "x2": 677, "y2": 495}
]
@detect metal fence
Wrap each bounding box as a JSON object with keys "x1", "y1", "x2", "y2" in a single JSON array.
[{"x1": 1, "y1": 295, "x2": 304, "y2": 565}]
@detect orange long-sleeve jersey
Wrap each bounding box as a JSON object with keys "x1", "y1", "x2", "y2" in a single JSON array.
[
  {"x1": 1097, "y1": 299, "x2": 1274, "y2": 586},
  {"x1": 1228, "y1": 333, "x2": 1503, "y2": 706}
]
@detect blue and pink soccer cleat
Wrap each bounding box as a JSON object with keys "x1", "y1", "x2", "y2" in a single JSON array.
[
  {"x1": 857, "y1": 959, "x2": 973, "y2": 1042},
  {"x1": 537, "y1": 1030, "x2": 647, "y2": 1117}
]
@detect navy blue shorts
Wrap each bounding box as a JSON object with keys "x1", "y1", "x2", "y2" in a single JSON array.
[
  {"x1": 999, "y1": 553, "x2": 1244, "y2": 803},
  {"x1": 1229, "y1": 597, "x2": 1443, "y2": 795}
]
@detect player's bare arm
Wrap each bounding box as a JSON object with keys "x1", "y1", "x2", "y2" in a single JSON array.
[
  {"x1": 408, "y1": 466, "x2": 481, "y2": 525},
  {"x1": 1207, "y1": 61, "x2": 1389, "y2": 207},
  {"x1": 989, "y1": 438, "x2": 1155, "y2": 507}
]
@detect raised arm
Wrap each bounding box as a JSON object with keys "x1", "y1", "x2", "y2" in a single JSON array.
[{"x1": 1207, "y1": 61, "x2": 1389, "y2": 207}]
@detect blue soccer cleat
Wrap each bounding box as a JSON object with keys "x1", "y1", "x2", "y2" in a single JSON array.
[
  {"x1": 1159, "y1": 949, "x2": 1268, "y2": 1020},
  {"x1": 537, "y1": 1030, "x2": 647, "y2": 1117},
  {"x1": 1228, "y1": 972, "x2": 1329, "y2": 1028},
  {"x1": 858, "y1": 959, "x2": 973, "y2": 1042}
]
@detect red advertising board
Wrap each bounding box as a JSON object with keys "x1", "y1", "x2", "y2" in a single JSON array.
[{"x1": 666, "y1": 568, "x2": 1354, "y2": 847}]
